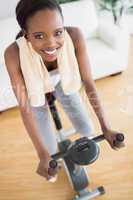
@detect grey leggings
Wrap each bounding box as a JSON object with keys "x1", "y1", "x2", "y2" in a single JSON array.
[{"x1": 31, "y1": 81, "x2": 94, "y2": 155}]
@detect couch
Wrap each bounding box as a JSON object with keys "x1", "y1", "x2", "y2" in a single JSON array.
[{"x1": 0, "y1": 0, "x2": 130, "y2": 111}]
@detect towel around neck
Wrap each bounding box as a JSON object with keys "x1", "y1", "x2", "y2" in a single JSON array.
[{"x1": 16, "y1": 30, "x2": 82, "y2": 107}]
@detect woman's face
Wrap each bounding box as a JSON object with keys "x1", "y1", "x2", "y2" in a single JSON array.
[{"x1": 26, "y1": 9, "x2": 64, "y2": 62}]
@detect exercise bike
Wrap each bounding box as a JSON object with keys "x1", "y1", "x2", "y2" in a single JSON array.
[{"x1": 46, "y1": 92, "x2": 124, "y2": 200}]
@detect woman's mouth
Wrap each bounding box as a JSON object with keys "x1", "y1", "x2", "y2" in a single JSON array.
[
  {"x1": 42, "y1": 49, "x2": 57, "y2": 55},
  {"x1": 40, "y1": 48, "x2": 59, "y2": 61}
]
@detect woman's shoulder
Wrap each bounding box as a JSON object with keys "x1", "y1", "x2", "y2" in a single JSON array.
[
  {"x1": 65, "y1": 26, "x2": 85, "y2": 49},
  {"x1": 4, "y1": 42, "x2": 19, "y2": 60},
  {"x1": 4, "y1": 41, "x2": 20, "y2": 70}
]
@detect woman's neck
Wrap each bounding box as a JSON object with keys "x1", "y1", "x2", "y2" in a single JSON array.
[{"x1": 43, "y1": 60, "x2": 58, "y2": 71}]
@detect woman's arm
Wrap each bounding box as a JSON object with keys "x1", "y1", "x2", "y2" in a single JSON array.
[
  {"x1": 4, "y1": 43, "x2": 51, "y2": 160},
  {"x1": 66, "y1": 27, "x2": 125, "y2": 149},
  {"x1": 66, "y1": 27, "x2": 110, "y2": 133}
]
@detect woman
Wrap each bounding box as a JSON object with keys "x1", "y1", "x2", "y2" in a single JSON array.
[{"x1": 4, "y1": 0, "x2": 124, "y2": 181}]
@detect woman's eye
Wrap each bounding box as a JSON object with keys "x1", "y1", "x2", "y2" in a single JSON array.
[
  {"x1": 34, "y1": 34, "x2": 44, "y2": 39},
  {"x1": 55, "y1": 31, "x2": 63, "y2": 36}
]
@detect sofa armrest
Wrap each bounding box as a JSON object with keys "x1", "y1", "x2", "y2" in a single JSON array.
[{"x1": 97, "y1": 22, "x2": 130, "y2": 51}]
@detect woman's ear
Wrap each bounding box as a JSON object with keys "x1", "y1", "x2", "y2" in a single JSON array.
[{"x1": 23, "y1": 29, "x2": 28, "y2": 39}]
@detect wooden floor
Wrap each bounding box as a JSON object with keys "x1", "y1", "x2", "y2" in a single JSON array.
[{"x1": 0, "y1": 37, "x2": 133, "y2": 200}]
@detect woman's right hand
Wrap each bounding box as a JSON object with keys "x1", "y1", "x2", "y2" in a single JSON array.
[{"x1": 36, "y1": 154, "x2": 58, "y2": 181}]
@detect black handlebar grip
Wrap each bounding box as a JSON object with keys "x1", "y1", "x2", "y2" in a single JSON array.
[
  {"x1": 49, "y1": 159, "x2": 58, "y2": 169},
  {"x1": 48, "y1": 159, "x2": 58, "y2": 177},
  {"x1": 113, "y1": 133, "x2": 124, "y2": 147}
]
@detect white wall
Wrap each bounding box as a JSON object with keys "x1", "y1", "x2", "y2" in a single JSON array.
[
  {"x1": 0, "y1": 0, "x2": 19, "y2": 19},
  {"x1": 0, "y1": 0, "x2": 99, "y2": 20}
]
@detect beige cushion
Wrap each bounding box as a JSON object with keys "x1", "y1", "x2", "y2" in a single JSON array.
[{"x1": 61, "y1": 0, "x2": 98, "y2": 39}]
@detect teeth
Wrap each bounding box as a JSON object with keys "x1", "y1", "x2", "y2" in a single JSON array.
[{"x1": 44, "y1": 49, "x2": 56, "y2": 55}]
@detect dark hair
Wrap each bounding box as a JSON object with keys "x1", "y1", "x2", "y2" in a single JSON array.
[{"x1": 15, "y1": 0, "x2": 63, "y2": 39}]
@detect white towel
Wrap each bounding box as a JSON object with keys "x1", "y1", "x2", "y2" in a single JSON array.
[{"x1": 16, "y1": 30, "x2": 82, "y2": 107}]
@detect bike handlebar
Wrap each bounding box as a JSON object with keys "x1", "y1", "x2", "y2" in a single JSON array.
[
  {"x1": 49, "y1": 133, "x2": 124, "y2": 169},
  {"x1": 92, "y1": 133, "x2": 124, "y2": 144}
]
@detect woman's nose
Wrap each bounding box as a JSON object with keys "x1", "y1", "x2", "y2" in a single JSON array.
[{"x1": 44, "y1": 36, "x2": 56, "y2": 47}]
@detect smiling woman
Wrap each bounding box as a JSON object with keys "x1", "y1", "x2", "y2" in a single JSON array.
[
  {"x1": 4, "y1": 0, "x2": 125, "y2": 182},
  {"x1": 24, "y1": 9, "x2": 65, "y2": 62}
]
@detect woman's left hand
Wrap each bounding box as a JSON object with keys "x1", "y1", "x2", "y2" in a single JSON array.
[{"x1": 103, "y1": 129, "x2": 125, "y2": 150}]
